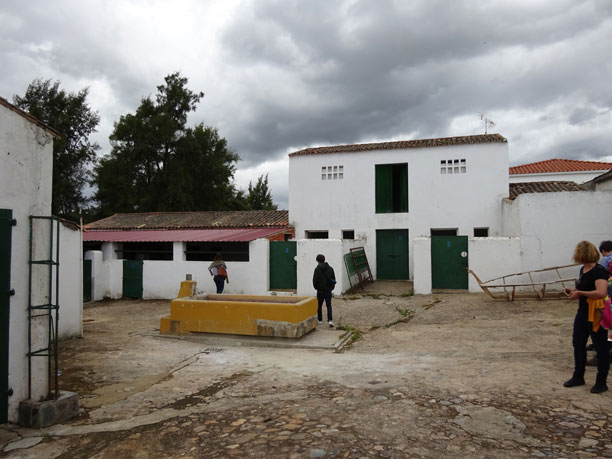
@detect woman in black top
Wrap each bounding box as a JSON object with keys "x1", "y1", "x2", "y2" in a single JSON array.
[{"x1": 563, "y1": 241, "x2": 610, "y2": 394}]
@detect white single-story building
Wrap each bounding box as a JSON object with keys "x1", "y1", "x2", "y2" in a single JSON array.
[
  {"x1": 0, "y1": 96, "x2": 82, "y2": 424},
  {"x1": 83, "y1": 211, "x2": 295, "y2": 299}
]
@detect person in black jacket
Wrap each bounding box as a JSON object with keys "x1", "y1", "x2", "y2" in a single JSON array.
[{"x1": 313, "y1": 254, "x2": 336, "y2": 327}]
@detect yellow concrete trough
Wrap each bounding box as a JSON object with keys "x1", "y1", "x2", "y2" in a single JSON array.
[{"x1": 160, "y1": 282, "x2": 318, "y2": 338}]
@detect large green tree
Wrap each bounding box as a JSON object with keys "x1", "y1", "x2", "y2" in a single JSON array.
[
  {"x1": 93, "y1": 73, "x2": 240, "y2": 216},
  {"x1": 14, "y1": 79, "x2": 100, "y2": 219},
  {"x1": 246, "y1": 174, "x2": 277, "y2": 210}
]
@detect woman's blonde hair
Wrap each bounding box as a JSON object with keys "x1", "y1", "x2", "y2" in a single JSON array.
[{"x1": 572, "y1": 240, "x2": 600, "y2": 264}]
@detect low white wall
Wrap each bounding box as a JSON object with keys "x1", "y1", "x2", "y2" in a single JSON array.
[
  {"x1": 413, "y1": 238, "x2": 431, "y2": 295},
  {"x1": 58, "y1": 224, "x2": 82, "y2": 339},
  {"x1": 467, "y1": 237, "x2": 522, "y2": 292},
  {"x1": 503, "y1": 191, "x2": 612, "y2": 271},
  {"x1": 296, "y1": 239, "x2": 342, "y2": 296}
]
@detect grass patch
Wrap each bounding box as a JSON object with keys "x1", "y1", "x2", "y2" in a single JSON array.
[
  {"x1": 399, "y1": 289, "x2": 414, "y2": 297},
  {"x1": 383, "y1": 307, "x2": 415, "y2": 328},
  {"x1": 338, "y1": 325, "x2": 363, "y2": 344}
]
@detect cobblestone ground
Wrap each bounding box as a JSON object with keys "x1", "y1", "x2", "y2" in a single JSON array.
[{"x1": 3, "y1": 284, "x2": 612, "y2": 458}]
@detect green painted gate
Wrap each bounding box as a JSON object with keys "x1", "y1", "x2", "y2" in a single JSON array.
[
  {"x1": 1, "y1": 209, "x2": 14, "y2": 423},
  {"x1": 431, "y1": 236, "x2": 468, "y2": 289},
  {"x1": 269, "y1": 241, "x2": 297, "y2": 290},
  {"x1": 376, "y1": 229, "x2": 409, "y2": 280},
  {"x1": 83, "y1": 259, "x2": 92, "y2": 302},
  {"x1": 123, "y1": 260, "x2": 143, "y2": 299}
]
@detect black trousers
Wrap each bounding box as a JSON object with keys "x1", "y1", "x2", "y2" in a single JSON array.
[
  {"x1": 572, "y1": 305, "x2": 610, "y2": 385},
  {"x1": 316, "y1": 290, "x2": 332, "y2": 322}
]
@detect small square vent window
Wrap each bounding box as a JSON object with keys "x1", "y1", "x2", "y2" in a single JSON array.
[
  {"x1": 441, "y1": 159, "x2": 466, "y2": 174},
  {"x1": 321, "y1": 165, "x2": 344, "y2": 180}
]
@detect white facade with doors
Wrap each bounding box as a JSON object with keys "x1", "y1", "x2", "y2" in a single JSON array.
[{"x1": 289, "y1": 134, "x2": 510, "y2": 286}]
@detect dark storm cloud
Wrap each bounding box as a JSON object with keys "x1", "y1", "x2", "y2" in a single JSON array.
[
  {"x1": 1, "y1": 0, "x2": 612, "y2": 208},
  {"x1": 219, "y1": 0, "x2": 612, "y2": 166}
]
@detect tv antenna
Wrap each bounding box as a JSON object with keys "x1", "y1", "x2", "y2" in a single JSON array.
[{"x1": 479, "y1": 113, "x2": 495, "y2": 134}]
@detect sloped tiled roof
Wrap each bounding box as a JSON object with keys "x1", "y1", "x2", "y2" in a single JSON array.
[
  {"x1": 510, "y1": 159, "x2": 612, "y2": 175},
  {"x1": 289, "y1": 134, "x2": 507, "y2": 157},
  {"x1": 85, "y1": 211, "x2": 290, "y2": 231},
  {"x1": 509, "y1": 181, "x2": 586, "y2": 199},
  {"x1": 0, "y1": 96, "x2": 60, "y2": 138}
]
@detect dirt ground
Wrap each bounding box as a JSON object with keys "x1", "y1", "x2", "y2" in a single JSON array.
[{"x1": 3, "y1": 281, "x2": 612, "y2": 458}]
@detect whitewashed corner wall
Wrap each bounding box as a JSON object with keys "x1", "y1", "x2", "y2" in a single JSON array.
[{"x1": 0, "y1": 104, "x2": 54, "y2": 422}]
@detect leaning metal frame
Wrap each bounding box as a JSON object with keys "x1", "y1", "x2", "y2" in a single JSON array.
[
  {"x1": 28, "y1": 216, "x2": 60, "y2": 401},
  {"x1": 468, "y1": 264, "x2": 579, "y2": 301}
]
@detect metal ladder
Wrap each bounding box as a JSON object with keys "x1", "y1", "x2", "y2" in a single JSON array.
[{"x1": 28, "y1": 216, "x2": 61, "y2": 401}]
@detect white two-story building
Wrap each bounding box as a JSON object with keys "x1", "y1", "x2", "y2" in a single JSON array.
[{"x1": 289, "y1": 134, "x2": 509, "y2": 291}]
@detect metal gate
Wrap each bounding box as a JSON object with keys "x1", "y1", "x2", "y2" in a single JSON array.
[
  {"x1": 0, "y1": 209, "x2": 15, "y2": 423},
  {"x1": 431, "y1": 236, "x2": 468, "y2": 289},
  {"x1": 269, "y1": 241, "x2": 297, "y2": 290},
  {"x1": 376, "y1": 229, "x2": 409, "y2": 279},
  {"x1": 123, "y1": 260, "x2": 143, "y2": 299}
]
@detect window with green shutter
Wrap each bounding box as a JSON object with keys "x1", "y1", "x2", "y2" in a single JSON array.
[{"x1": 375, "y1": 163, "x2": 408, "y2": 213}]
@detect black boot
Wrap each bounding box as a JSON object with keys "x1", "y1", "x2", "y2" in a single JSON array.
[
  {"x1": 563, "y1": 376, "x2": 585, "y2": 387},
  {"x1": 590, "y1": 383, "x2": 608, "y2": 394}
]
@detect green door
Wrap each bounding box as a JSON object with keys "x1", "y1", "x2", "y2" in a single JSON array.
[
  {"x1": 83, "y1": 259, "x2": 92, "y2": 302},
  {"x1": 376, "y1": 229, "x2": 409, "y2": 280},
  {"x1": 269, "y1": 241, "x2": 297, "y2": 290},
  {"x1": 123, "y1": 260, "x2": 143, "y2": 299},
  {"x1": 431, "y1": 236, "x2": 468, "y2": 289},
  {"x1": 1, "y1": 209, "x2": 14, "y2": 423}
]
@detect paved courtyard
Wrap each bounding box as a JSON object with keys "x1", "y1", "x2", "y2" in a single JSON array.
[{"x1": 3, "y1": 282, "x2": 612, "y2": 458}]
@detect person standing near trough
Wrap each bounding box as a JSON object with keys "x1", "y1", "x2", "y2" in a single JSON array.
[
  {"x1": 313, "y1": 254, "x2": 336, "y2": 327},
  {"x1": 208, "y1": 253, "x2": 229, "y2": 294},
  {"x1": 563, "y1": 241, "x2": 610, "y2": 394}
]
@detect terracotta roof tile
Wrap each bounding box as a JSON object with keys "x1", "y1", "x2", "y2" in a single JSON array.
[
  {"x1": 510, "y1": 159, "x2": 612, "y2": 175},
  {"x1": 509, "y1": 181, "x2": 586, "y2": 199},
  {"x1": 85, "y1": 210, "x2": 290, "y2": 231},
  {"x1": 289, "y1": 134, "x2": 507, "y2": 157}
]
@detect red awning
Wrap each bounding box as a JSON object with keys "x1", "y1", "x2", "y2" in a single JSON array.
[{"x1": 83, "y1": 228, "x2": 285, "y2": 243}]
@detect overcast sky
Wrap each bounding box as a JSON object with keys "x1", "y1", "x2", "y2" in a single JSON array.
[{"x1": 2, "y1": 0, "x2": 611, "y2": 209}]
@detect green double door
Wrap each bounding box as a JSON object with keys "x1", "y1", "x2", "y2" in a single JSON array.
[
  {"x1": 376, "y1": 229, "x2": 409, "y2": 280},
  {"x1": 431, "y1": 236, "x2": 468, "y2": 289},
  {"x1": 1, "y1": 209, "x2": 14, "y2": 423},
  {"x1": 269, "y1": 241, "x2": 297, "y2": 290},
  {"x1": 123, "y1": 260, "x2": 143, "y2": 299}
]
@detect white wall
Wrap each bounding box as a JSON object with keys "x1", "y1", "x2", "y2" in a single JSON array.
[
  {"x1": 289, "y1": 141, "x2": 509, "y2": 279},
  {"x1": 509, "y1": 170, "x2": 609, "y2": 184},
  {"x1": 467, "y1": 237, "x2": 522, "y2": 292},
  {"x1": 295, "y1": 238, "x2": 364, "y2": 296},
  {"x1": 502, "y1": 191, "x2": 612, "y2": 271},
  {"x1": 93, "y1": 239, "x2": 271, "y2": 299},
  {"x1": 0, "y1": 103, "x2": 54, "y2": 422},
  {"x1": 58, "y1": 223, "x2": 82, "y2": 339}
]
